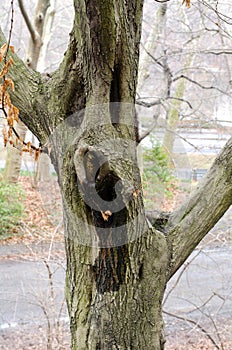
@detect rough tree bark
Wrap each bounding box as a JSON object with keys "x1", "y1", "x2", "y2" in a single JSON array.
[{"x1": 0, "y1": 1, "x2": 232, "y2": 349}]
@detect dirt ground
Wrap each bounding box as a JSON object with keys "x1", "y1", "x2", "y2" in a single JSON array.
[{"x1": 1, "y1": 323, "x2": 232, "y2": 350}]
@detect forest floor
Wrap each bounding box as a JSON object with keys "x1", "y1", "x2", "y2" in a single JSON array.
[{"x1": 0, "y1": 176, "x2": 232, "y2": 349}]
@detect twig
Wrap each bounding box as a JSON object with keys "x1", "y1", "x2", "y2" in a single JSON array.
[
  {"x1": 154, "y1": 0, "x2": 170, "y2": 3},
  {"x1": 182, "y1": 294, "x2": 225, "y2": 350},
  {"x1": 29, "y1": 296, "x2": 52, "y2": 349},
  {"x1": 163, "y1": 309, "x2": 220, "y2": 349},
  {"x1": 166, "y1": 126, "x2": 209, "y2": 155},
  {"x1": 138, "y1": 114, "x2": 159, "y2": 143},
  {"x1": 168, "y1": 96, "x2": 193, "y2": 110},
  {"x1": 173, "y1": 74, "x2": 230, "y2": 96},
  {"x1": 47, "y1": 219, "x2": 63, "y2": 262},
  {"x1": 136, "y1": 96, "x2": 192, "y2": 110},
  {"x1": 56, "y1": 296, "x2": 66, "y2": 347},
  {"x1": 136, "y1": 98, "x2": 162, "y2": 108},
  {"x1": 44, "y1": 260, "x2": 56, "y2": 350},
  {"x1": 5, "y1": 0, "x2": 14, "y2": 61},
  {"x1": 163, "y1": 249, "x2": 202, "y2": 305}
]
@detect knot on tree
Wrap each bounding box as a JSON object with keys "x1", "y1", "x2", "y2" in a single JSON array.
[{"x1": 36, "y1": 12, "x2": 44, "y2": 22}]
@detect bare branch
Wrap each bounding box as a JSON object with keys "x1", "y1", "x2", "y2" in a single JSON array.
[
  {"x1": 200, "y1": 0, "x2": 232, "y2": 26},
  {"x1": 181, "y1": 294, "x2": 226, "y2": 350},
  {"x1": 203, "y1": 49, "x2": 232, "y2": 55},
  {"x1": 136, "y1": 98, "x2": 162, "y2": 108},
  {"x1": 163, "y1": 310, "x2": 220, "y2": 349},
  {"x1": 166, "y1": 127, "x2": 207, "y2": 154},
  {"x1": 136, "y1": 96, "x2": 192, "y2": 110},
  {"x1": 5, "y1": 0, "x2": 14, "y2": 60},
  {"x1": 138, "y1": 115, "x2": 159, "y2": 143},
  {"x1": 47, "y1": 219, "x2": 63, "y2": 262},
  {"x1": 162, "y1": 249, "x2": 202, "y2": 305},
  {"x1": 168, "y1": 96, "x2": 193, "y2": 109},
  {"x1": 140, "y1": 42, "x2": 166, "y2": 71},
  {"x1": 18, "y1": 0, "x2": 38, "y2": 42},
  {"x1": 154, "y1": 0, "x2": 170, "y2": 3},
  {"x1": 0, "y1": 27, "x2": 48, "y2": 142},
  {"x1": 173, "y1": 74, "x2": 230, "y2": 95}
]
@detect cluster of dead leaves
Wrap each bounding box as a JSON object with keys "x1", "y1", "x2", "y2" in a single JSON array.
[
  {"x1": 0, "y1": 43, "x2": 41, "y2": 161},
  {"x1": 0, "y1": 44, "x2": 19, "y2": 144},
  {"x1": 182, "y1": 0, "x2": 191, "y2": 8}
]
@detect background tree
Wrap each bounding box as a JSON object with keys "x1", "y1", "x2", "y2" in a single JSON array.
[
  {"x1": 0, "y1": 1, "x2": 232, "y2": 350},
  {"x1": 138, "y1": 0, "x2": 232, "y2": 147}
]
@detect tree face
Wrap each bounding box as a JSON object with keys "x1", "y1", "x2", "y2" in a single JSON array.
[{"x1": 51, "y1": 103, "x2": 146, "y2": 248}]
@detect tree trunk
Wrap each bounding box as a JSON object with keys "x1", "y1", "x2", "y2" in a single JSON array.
[
  {"x1": 47, "y1": 1, "x2": 168, "y2": 348},
  {"x1": 65, "y1": 226, "x2": 169, "y2": 350},
  {"x1": 56, "y1": 113, "x2": 170, "y2": 349}
]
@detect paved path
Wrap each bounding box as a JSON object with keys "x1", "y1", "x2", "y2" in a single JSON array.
[
  {"x1": 0, "y1": 244, "x2": 232, "y2": 333},
  {"x1": 164, "y1": 246, "x2": 232, "y2": 316},
  {"x1": 0, "y1": 244, "x2": 67, "y2": 330}
]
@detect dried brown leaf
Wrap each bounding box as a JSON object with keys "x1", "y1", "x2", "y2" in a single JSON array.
[
  {"x1": 2, "y1": 126, "x2": 8, "y2": 147},
  {"x1": 182, "y1": 0, "x2": 191, "y2": 8},
  {"x1": 4, "y1": 78, "x2": 14, "y2": 91},
  {"x1": 0, "y1": 43, "x2": 7, "y2": 63},
  {"x1": 9, "y1": 45, "x2": 14, "y2": 54}
]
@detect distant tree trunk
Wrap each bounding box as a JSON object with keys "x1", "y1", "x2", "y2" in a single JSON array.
[
  {"x1": 162, "y1": 8, "x2": 199, "y2": 158},
  {"x1": 34, "y1": 152, "x2": 51, "y2": 183},
  {"x1": 136, "y1": 4, "x2": 167, "y2": 175},
  {"x1": 162, "y1": 66, "x2": 187, "y2": 157},
  {"x1": 1, "y1": 1, "x2": 232, "y2": 349},
  {"x1": 137, "y1": 3, "x2": 167, "y2": 93},
  {"x1": 33, "y1": 0, "x2": 55, "y2": 187},
  {"x1": 3, "y1": 119, "x2": 27, "y2": 182}
]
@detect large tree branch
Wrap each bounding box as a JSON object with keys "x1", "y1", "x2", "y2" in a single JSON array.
[
  {"x1": 166, "y1": 136, "x2": 232, "y2": 279},
  {"x1": 46, "y1": 0, "x2": 143, "y2": 125},
  {"x1": 44, "y1": 0, "x2": 91, "y2": 121}
]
